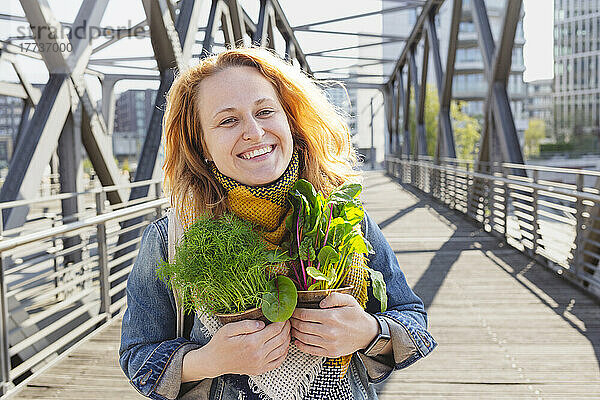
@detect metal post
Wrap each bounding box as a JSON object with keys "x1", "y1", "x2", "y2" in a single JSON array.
[
  {"x1": 575, "y1": 173, "x2": 584, "y2": 275},
  {"x1": 503, "y1": 166, "x2": 510, "y2": 239},
  {"x1": 488, "y1": 163, "x2": 497, "y2": 234},
  {"x1": 466, "y1": 162, "x2": 473, "y2": 218},
  {"x1": 370, "y1": 97, "x2": 375, "y2": 170},
  {"x1": 450, "y1": 164, "x2": 456, "y2": 210},
  {"x1": 155, "y1": 181, "x2": 163, "y2": 219},
  {"x1": 51, "y1": 213, "x2": 60, "y2": 298},
  {"x1": 531, "y1": 170, "x2": 540, "y2": 255},
  {"x1": 96, "y1": 191, "x2": 110, "y2": 321},
  {"x1": 0, "y1": 256, "x2": 11, "y2": 395}
]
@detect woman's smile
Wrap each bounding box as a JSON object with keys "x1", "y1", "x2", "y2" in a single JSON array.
[{"x1": 238, "y1": 144, "x2": 276, "y2": 161}]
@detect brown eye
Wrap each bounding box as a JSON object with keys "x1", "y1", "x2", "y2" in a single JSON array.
[
  {"x1": 219, "y1": 117, "x2": 236, "y2": 126},
  {"x1": 257, "y1": 109, "x2": 274, "y2": 117}
]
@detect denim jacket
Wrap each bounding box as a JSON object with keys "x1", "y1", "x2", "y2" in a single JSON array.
[{"x1": 119, "y1": 211, "x2": 437, "y2": 399}]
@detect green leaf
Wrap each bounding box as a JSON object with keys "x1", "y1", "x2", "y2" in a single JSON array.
[
  {"x1": 317, "y1": 246, "x2": 339, "y2": 268},
  {"x1": 338, "y1": 183, "x2": 362, "y2": 199},
  {"x1": 364, "y1": 237, "x2": 375, "y2": 255},
  {"x1": 261, "y1": 276, "x2": 298, "y2": 322},
  {"x1": 343, "y1": 231, "x2": 368, "y2": 254},
  {"x1": 265, "y1": 248, "x2": 294, "y2": 264},
  {"x1": 291, "y1": 179, "x2": 318, "y2": 206},
  {"x1": 306, "y1": 267, "x2": 337, "y2": 285},
  {"x1": 329, "y1": 218, "x2": 353, "y2": 247},
  {"x1": 299, "y1": 237, "x2": 316, "y2": 261},
  {"x1": 367, "y1": 268, "x2": 387, "y2": 312},
  {"x1": 341, "y1": 202, "x2": 364, "y2": 226}
]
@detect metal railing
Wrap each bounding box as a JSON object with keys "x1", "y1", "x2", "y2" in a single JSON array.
[
  {"x1": 0, "y1": 178, "x2": 163, "y2": 238},
  {"x1": 385, "y1": 156, "x2": 600, "y2": 299},
  {"x1": 0, "y1": 181, "x2": 168, "y2": 396}
]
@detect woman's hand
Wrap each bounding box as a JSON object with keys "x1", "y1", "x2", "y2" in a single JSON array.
[
  {"x1": 183, "y1": 319, "x2": 291, "y2": 381},
  {"x1": 290, "y1": 293, "x2": 379, "y2": 358}
]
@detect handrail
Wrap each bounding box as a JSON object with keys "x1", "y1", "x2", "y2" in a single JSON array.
[
  {"x1": 385, "y1": 156, "x2": 600, "y2": 300},
  {"x1": 0, "y1": 198, "x2": 168, "y2": 253},
  {"x1": 0, "y1": 178, "x2": 162, "y2": 210},
  {"x1": 386, "y1": 156, "x2": 600, "y2": 203},
  {"x1": 0, "y1": 193, "x2": 169, "y2": 393}
]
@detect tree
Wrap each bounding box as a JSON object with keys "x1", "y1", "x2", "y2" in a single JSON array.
[
  {"x1": 404, "y1": 85, "x2": 481, "y2": 160},
  {"x1": 409, "y1": 84, "x2": 440, "y2": 157},
  {"x1": 121, "y1": 158, "x2": 130, "y2": 172},
  {"x1": 524, "y1": 119, "x2": 546, "y2": 158},
  {"x1": 451, "y1": 101, "x2": 481, "y2": 161}
]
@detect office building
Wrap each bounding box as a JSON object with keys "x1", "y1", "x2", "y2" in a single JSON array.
[
  {"x1": 0, "y1": 95, "x2": 23, "y2": 168},
  {"x1": 526, "y1": 78, "x2": 554, "y2": 139},
  {"x1": 553, "y1": 0, "x2": 600, "y2": 139},
  {"x1": 113, "y1": 89, "x2": 157, "y2": 162}
]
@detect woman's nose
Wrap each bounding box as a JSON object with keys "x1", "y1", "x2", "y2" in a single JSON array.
[{"x1": 242, "y1": 117, "x2": 265, "y2": 141}]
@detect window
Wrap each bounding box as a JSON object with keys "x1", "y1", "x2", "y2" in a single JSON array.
[{"x1": 459, "y1": 21, "x2": 474, "y2": 33}]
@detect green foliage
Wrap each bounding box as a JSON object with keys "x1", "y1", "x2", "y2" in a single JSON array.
[
  {"x1": 83, "y1": 158, "x2": 93, "y2": 174},
  {"x1": 285, "y1": 179, "x2": 387, "y2": 312},
  {"x1": 121, "y1": 158, "x2": 130, "y2": 172},
  {"x1": 368, "y1": 269, "x2": 388, "y2": 313},
  {"x1": 451, "y1": 101, "x2": 481, "y2": 161},
  {"x1": 524, "y1": 119, "x2": 546, "y2": 158},
  {"x1": 156, "y1": 213, "x2": 272, "y2": 315},
  {"x1": 261, "y1": 276, "x2": 297, "y2": 322},
  {"x1": 408, "y1": 84, "x2": 440, "y2": 157},
  {"x1": 540, "y1": 141, "x2": 574, "y2": 153}
]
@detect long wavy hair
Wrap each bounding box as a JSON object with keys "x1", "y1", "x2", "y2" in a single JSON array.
[{"x1": 162, "y1": 47, "x2": 360, "y2": 217}]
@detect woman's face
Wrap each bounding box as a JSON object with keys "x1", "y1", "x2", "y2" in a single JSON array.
[{"x1": 197, "y1": 66, "x2": 294, "y2": 186}]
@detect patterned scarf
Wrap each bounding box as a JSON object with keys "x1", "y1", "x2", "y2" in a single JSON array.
[{"x1": 176, "y1": 151, "x2": 369, "y2": 400}]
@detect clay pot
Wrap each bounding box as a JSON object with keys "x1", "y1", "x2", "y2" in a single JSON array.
[
  {"x1": 296, "y1": 286, "x2": 353, "y2": 309},
  {"x1": 215, "y1": 307, "x2": 270, "y2": 325}
]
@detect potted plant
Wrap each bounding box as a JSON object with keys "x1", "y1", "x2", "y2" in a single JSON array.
[
  {"x1": 157, "y1": 213, "x2": 297, "y2": 324},
  {"x1": 280, "y1": 179, "x2": 388, "y2": 311}
]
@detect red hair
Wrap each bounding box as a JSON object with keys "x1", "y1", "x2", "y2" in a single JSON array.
[{"x1": 162, "y1": 47, "x2": 360, "y2": 216}]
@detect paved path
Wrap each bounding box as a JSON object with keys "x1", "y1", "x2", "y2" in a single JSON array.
[{"x1": 7, "y1": 171, "x2": 600, "y2": 399}]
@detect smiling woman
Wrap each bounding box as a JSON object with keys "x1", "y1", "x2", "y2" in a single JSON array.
[{"x1": 119, "y1": 47, "x2": 436, "y2": 400}]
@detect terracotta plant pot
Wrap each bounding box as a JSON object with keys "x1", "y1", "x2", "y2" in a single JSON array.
[
  {"x1": 296, "y1": 286, "x2": 353, "y2": 309},
  {"x1": 215, "y1": 307, "x2": 270, "y2": 325}
]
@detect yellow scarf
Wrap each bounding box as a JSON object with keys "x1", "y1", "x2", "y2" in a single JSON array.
[{"x1": 176, "y1": 150, "x2": 369, "y2": 379}]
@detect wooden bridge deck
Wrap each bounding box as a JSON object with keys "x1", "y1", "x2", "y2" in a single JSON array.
[{"x1": 7, "y1": 171, "x2": 600, "y2": 399}]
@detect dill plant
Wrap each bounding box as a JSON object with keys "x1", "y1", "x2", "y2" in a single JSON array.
[{"x1": 157, "y1": 213, "x2": 272, "y2": 315}]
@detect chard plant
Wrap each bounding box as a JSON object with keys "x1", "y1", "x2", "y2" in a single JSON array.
[
  {"x1": 282, "y1": 179, "x2": 388, "y2": 312},
  {"x1": 157, "y1": 213, "x2": 296, "y2": 322}
]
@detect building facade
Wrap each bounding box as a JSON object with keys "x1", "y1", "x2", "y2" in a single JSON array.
[
  {"x1": 526, "y1": 78, "x2": 554, "y2": 139},
  {"x1": 443, "y1": 0, "x2": 527, "y2": 129},
  {"x1": 0, "y1": 95, "x2": 23, "y2": 168},
  {"x1": 554, "y1": 0, "x2": 600, "y2": 140},
  {"x1": 113, "y1": 89, "x2": 157, "y2": 163}
]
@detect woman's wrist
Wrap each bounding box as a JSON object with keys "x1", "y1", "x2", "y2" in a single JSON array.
[
  {"x1": 182, "y1": 345, "x2": 223, "y2": 382},
  {"x1": 359, "y1": 312, "x2": 380, "y2": 351}
]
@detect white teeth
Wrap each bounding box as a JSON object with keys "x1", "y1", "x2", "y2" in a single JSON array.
[{"x1": 241, "y1": 145, "x2": 272, "y2": 160}]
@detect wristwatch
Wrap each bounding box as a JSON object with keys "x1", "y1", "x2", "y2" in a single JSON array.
[{"x1": 362, "y1": 314, "x2": 391, "y2": 357}]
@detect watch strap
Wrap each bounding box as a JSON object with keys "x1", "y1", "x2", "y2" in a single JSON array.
[{"x1": 363, "y1": 314, "x2": 391, "y2": 357}]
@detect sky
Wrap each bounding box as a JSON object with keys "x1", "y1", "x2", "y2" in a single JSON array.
[
  {"x1": 0, "y1": 0, "x2": 555, "y2": 94},
  {"x1": 522, "y1": 0, "x2": 554, "y2": 82}
]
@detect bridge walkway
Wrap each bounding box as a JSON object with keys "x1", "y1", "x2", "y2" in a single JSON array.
[{"x1": 7, "y1": 171, "x2": 600, "y2": 399}]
